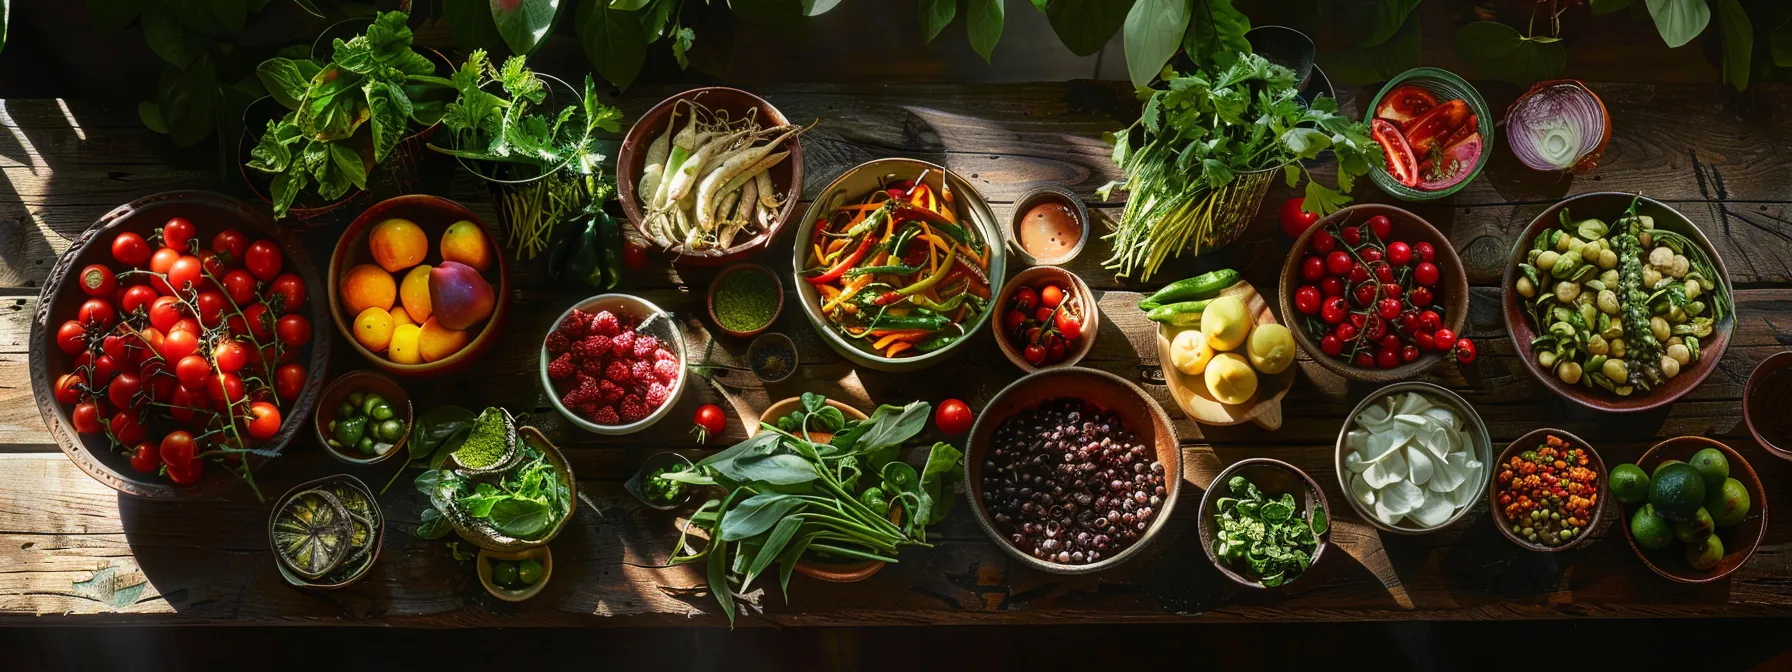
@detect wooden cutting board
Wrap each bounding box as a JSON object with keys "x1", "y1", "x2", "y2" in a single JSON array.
[{"x1": 1153, "y1": 281, "x2": 1296, "y2": 430}]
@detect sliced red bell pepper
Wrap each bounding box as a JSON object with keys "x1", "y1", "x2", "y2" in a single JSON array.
[
  {"x1": 1371, "y1": 119, "x2": 1422, "y2": 188},
  {"x1": 1401, "y1": 99, "x2": 1471, "y2": 158}
]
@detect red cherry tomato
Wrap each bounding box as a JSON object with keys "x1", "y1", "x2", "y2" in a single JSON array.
[
  {"x1": 110, "y1": 410, "x2": 146, "y2": 445},
  {"x1": 691, "y1": 403, "x2": 727, "y2": 443},
  {"x1": 1367, "y1": 215, "x2": 1392, "y2": 241},
  {"x1": 1301, "y1": 255, "x2": 1325, "y2": 282},
  {"x1": 1374, "y1": 264, "x2": 1395, "y2": 285},
  {"x1": 1454, "y1": 338, "x2": 1477, "y2": 364},
  {"x1": 268, "y1": 273, "x2": 306, "y2": 313},
  {"x1": 1409, "y1": 286, "x2": 1434, "y2": 307},
  {"x1": 1353, "y1": 352, "x2": 1375, "y2": 368},
  {"x1": 1387, "y1": 241, "x2": 1412, "y2": 267},
  {"x1": 1321, "y1": 297, "x2": 1348, "y2": 324},
  {"x1": 244, "y1": 239, "x2": 283, "y2": 281},
  {"x1": 167, "y1": 457, "x2": 204, "y2": 485},
  {"x1": 1379, "y1": 334, "x2": 1401, "y2": 352},
  {"x1": 160, "y1": 430, "x2": 196, "y2": 466},
  {"x1": 1294, "y1": 286, "x2": 1321, "y2": 315},
  {"x1": 1054, "y1": 309, "x2": 1083, "y2": 341},
  {"x1": 1433, "y1": 328, "x2": 1456, "y2": 347},
  {"x1": 222, "y1": 270, "x2": 257, "y2": 306},
  {"x1": 56, "y1": 320, "x2": 88, "y2": 355},
  {"x1": 1414, "y1": 241, "x2": 1436, "y2": 263},
  {"x1": 1418, "y1": 310, "x2": 1442, "y2": 332},
  {"x1": 1414, "y1": 262, "x2": 1440, "y2": 287},
  {"x1": 275, "y1": 364, "x2": 307, "y2": 401},
  {"x1": 1320, "y1": 276, "x2": 1344, "y2": 297},
  {"x1": 1377, "y1": 348, "x2": 1399, "y2": 369},
  {"x1": 1360, "y1": 247, "x2": 1383, "y2": 264},
  {"x1": 1002, "y1": 310, "x2": 1026, "y2": 334},
  {"x1": 1320, "y1": 334, "x2": 1343, "y2": 357},
  {"x1": 276, "y1": 314, "x2": 311, "y2": 347},
  {"x1": 103, "y1": 334, "x2": 129, "y2": 362},
  {"x1": 1351, "y1": 282, "x2": 1377, "y2": 308},
  {"x1": 1349, "y1": 264, "x2": 1370, "y2": 285},
  {"x1": 1383, "y1": 283, "x2": 1403, "y2": 301},
  {"x1": 199, "y1": 249, "x2": 228, "y2": 278},
  {"x1": 108, "y1": 371, "x2": 143, "y2": 410},
  {"x1": 1399, "y1": 311, "x2": 1421, "y2": 334},
  {"x1": 1046, "y1": 336, "x2": 1067, "y2": 363},
  {"x1": 1325, "y1": 251, "x2": 1352, "y2": 276},
  {"x1": 1364, "y1": 315, "x2": 1387, "y2": 341},
  {"x1": 1415, "y1": 331, "x2": 1436, "y2": 352},
  {"x1": 211, "y1": 229, "x2": 248, "y2": 261},
  {"x1": 1033, "y1": 306, "x2": 1054, "y2": 324},
  {"x1": 148, "y1": 248, "x2": 180, "y2": 293},
  {"x1": 121, "y1": 284, "x2": 160, "y2": 314},
  {"x1": 1311, "y1": 230, "x2": 1336, "y2": 254},
  {"x1": 935, "y1": 398, "x2": 974, "y2": 435},
  {"x1": 161, "y1": 217, "x2": 196, "y2": 251},
  {"x1": 1039, "y1": 285, "x2": 1065, "y2": 309},
  {"x1": 212, "y1": 340, "x2": 249, "y2": 373},
  {"x1": 1402, "y1": 344, "x2": 1421, "y2": 363},
  {"x1": 205, "y1": 373, "x2": 246, "y2": 410},
  {"x1": 90, "y1": 353, "x2": 121, "y2": 384},
  {"x1": 170, "y1": 318, "x2": 201, "y2": 337},
  {"x1": 1023, "y1": 343, "x2": 1047, "y2": 365},
  {"x1": 160, "y1": 329, "x2": 199, "y2": 362},
  {"x1": 238, "y1": 303, "x2": 272, "y2": 339},
  {"x1": 1341, "y1": 226, "x2": 1361, "y2": 246},
  {"x1": 78, "y1": 264, "x2": 116, "y2": 297},
  {"x1": 1012, "y1": 287, "x2": 1038, "y2": 313},
  {"x1": 175, "y1": 355, "x2": 212, "y2": 388},
  {"x1": 147, "y1": 295, "x2": 181, "y2": 332},
  {"x1": 170, "y1": 386, "x2": 200, "y2": 422},
  {"x1": 78, "y1": 298, "x2": 116, "y2": 329},
  {"x1": 1279, "y1": 198, "x2": 1320, "y2": 239},
  {"x1": 71, "y1": 402, "x2": 103, "y2": 434},
  {"x1": 54, "y1": 373, "x2": 86, "y2": 405},
  {"x1": 166, "y1": 255, "x2": 203, "y2": 295},
  {"x1": 130, "y1": 442, "x2": 160, "y2": 473},
  {"x1": 246, "y1": 402, "x2": 282, "y2": 440},
  {"x1": 1335, "y1": 322, "x2": 1359, "y2": 343},
  {"x1": 194, "y1": 289, "x2": 226, "y2": 328},
  {"x1": 112, "y1": 232, "x2": 152, "y2": 267}
]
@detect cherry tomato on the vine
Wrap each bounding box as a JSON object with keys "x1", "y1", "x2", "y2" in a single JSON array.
[
  {"x1": 1294, "y1": 285, "x2": 1321, "y2": 315},
  {"x1": 56, "y1": 320, "x2": 88, "y2": 355},
  {"x1": 276, "y1": 314, "x2": 312, "y2": 347},
  {"x1": 175, "y1": 355, "x2": 212, "y2": 388},
  {"x1": 275, "y1": 364, "x2": 306, "y2": 401},
  {"x1": 110, "y1": 410, "x2": 146, "y2": 445},
  {"x1": 112, "y1": 232, "x2": 152, "y2": 267},
  {"x1": 160, "y1": 329, "x2": 199, "y2": 362},
  {"x1": 211, "y1": 229, "x2": 248, "y2": 261},
  {"x1": 121, "y1": 284, "x2": 160, "y2": 314},
  {"x1": 130, "y1": 443, "x2": 160, "y2": 473},
  {"x1": 221, "y1": 270, "x2": 256, "y2": 306},
  {"x1": 245, "y1": 239, "x2": 282, "y2": 281},
  {"x1": 55, "y1": 372, "x2": 86, "y2": 405},
  {"x1": 268, "y1": 273, "x2": 306, "y2": 313},
  {"x1": 195, "y1": 290, "x2": 226, "y2": 328},
  {"x1": 162, "y1": 217, "x2": 196, "y2": 252},
  {"x1": 79, "y1": 264, "x2": 116, "y2": 297},
  {"x1": 71, "y1": 402, "x2": 103, "y2": 434},
  {"x1": 246, "y1": 402, "x2": 282, "y2": 440},
  {"x1": 78, "y1": 298, "x2": 116, "y2": 329},
  {"x1": 108, "y1": 371, "x2": 142, "y2": 410},
  {"x1": 160, "y1": 430, "x2": 196, "y2": 466},
  {"x1": 212, "y1": 340, "x2": 249, "y2": 373}
]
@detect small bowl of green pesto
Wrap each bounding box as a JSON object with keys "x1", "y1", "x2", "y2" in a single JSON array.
[
  {"x1": 707, "y1": 264, "x2": 784, "y2": 338},
  {"x1": 314, "y1": 370, "x2": 412, "y2": 465},
  {"x1": 625, "y1": 451, "x2": 697, "y2": 511}
]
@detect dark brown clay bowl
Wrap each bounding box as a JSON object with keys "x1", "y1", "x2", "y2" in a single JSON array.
[
  {"x1": 313, "y1": 370, "x2": 412, "y2": 466},
  {"x1": 1197, "y1": 458, "x2": 1331, "y2": 589},
  {"x1": 327, "y1": 195, "x2": 510, "y2": 377},
  {"x1": 706, "y1": 264, "x2": 784, "y2": 339},
  {"x1": 1501, "y1": 193, "x2": 1734, "y2": 412},
  {"x1": 965, "y1": 367, "x2": 1183, "y2": 575},
  {"x1": 1489, "y1": 429, "x2": 1607, "y2": 552},
  {"x1": 1745, "y1": 351, "x2": 1792, "y2": 460},
  {"x1": 1279, "y1": 203, "x2": 1469, "y2": 383},
  {"x1": 616, "y1": 87, "x2": 804, "y2": 266},
  {"x1": 1623, "y1": 437, "x2": 1767, "y2": 584},
  {"x1": 30, "y1": 191, "x2": 330, "y2": 500},
  {"x1": 990, "y1": 266, "x2": 1098, "y2": 373}
]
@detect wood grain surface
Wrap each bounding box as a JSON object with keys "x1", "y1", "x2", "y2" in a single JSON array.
[{"x1": 3, "y1": 78, "x2": 1792, "y2": 625}]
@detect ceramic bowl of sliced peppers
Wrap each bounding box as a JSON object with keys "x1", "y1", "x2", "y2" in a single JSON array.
[
  {"x1": 1491, "y1": 429, "x2": 1606, "y2": 552},
  {"x1": 791, "y1": 158, "x2": 1005, "y2": 372},
  {"x1": 992, "y1": 266, "x2": 1097, "y2": 372}
]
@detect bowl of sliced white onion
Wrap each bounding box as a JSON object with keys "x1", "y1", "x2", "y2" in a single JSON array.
[{"x1": 1335, "y1": 382, "x2": 1492, "y2": 534}]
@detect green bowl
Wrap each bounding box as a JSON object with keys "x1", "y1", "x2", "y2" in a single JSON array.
[
  {"x1": 1365, "y1": 67, "x2": 1494, "y2": 201},
  {"x1": 790, "y1": 158, "x2": 1006, "y2": 372}
]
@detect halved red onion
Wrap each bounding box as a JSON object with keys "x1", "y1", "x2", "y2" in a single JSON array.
[{"x1": 1504, "y1": 80, "x2": 1611, "y2": 174}]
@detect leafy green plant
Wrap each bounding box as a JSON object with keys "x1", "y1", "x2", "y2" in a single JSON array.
[
  {"x1": 1210, "y1": 475, "x2": 1327, "y2": 587},
  {"x1": 919, "y1": 0, "x2": 1246, "y2": 86},
  {"x1": 244, "y1": 11, "x2": 453, "y2": 218}
]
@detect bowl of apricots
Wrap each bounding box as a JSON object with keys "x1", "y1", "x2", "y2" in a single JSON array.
[{"x1": 328, "y1": 195, "x2": 510, "y2": 376}]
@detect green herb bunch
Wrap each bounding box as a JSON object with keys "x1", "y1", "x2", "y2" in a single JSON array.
[
  {"x1": 1211, "y1": 475, "x2": 1328, "y2": 587},
  {"x1": 246, "y1": 10, "x2": 455, "y2": 218},
  {"x1": 1098, "y1": 52, "x2": 1381, "y2": 280},
  {"x1": 659, "y1": 394, "x2": 962, "y2": 624}
]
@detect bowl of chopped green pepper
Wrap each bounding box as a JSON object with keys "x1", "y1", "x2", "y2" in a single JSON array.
[
  {"x1": 706, "y1": 264, "x2": 784, "y2": 338},
  {"x1": 1198, "y1": 458, "x2": 1331, "y2": 589},
  {"x1": 625, "y1": 451, "x2": 696, "y2": 510},
  {"x1": 314, "y1": 370, "x2": 413, "y2": 465}
]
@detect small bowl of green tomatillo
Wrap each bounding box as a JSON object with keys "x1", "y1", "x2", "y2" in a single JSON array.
[
  {"x1": 314, "y1": 370, "x2": 412, "y2": 465},
  {"x1": 707, "y1": 264, "x2": 784, "y2": 338}
]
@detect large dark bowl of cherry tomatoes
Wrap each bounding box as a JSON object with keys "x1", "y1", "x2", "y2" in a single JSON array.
[{"x1": 30, "y1": 191, "x2": 329, "y2": 499}]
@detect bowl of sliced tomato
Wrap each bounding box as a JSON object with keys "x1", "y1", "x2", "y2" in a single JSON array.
[{"x1": 1365, "y1": 68, "x2": 1493, "y2": 201}]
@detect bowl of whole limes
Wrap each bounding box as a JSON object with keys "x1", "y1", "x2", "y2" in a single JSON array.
[
  {"x1": 329, "y1": 195, "x2": 510, "y2": 376},
  {"x1": 1613, "y1": 436, "x2": 1766, "y2": 583}
]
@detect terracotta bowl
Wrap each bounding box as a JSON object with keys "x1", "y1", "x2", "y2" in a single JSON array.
[
  {"x1": 991, "y1": 266, "x2": 1098, "y2": 373},
  {"x1": 477, "y1": 546, "x2": 553, "y2": 602},
  {"x1": 1279, "y1": 203, "x2": 1469, "y2": 383},
  {"x1": 1745, "y1": 352, "x2": 1792, "y2": 460},
  {"x1": 749, "y1": 397, "x2": 885, "y2": 582},
  {"x1": 29, "y1": 191, "x2": 330, "y2": 500},
  {"x1": 313, "y1": 370, "x2": 412, "y2": 466},
  {"x1": 539, "y1": 294, "x2": 688, "y2": 435},
  {"x1": 1007, "y1": 185, "x2": 1090, "y2": 266},
  {"x1": 706, "y1": 264, "x2": 784, "y2": 339},
  {"x1": 965, "y1": 368, "x2": 1183, "y2": 574},
  {"x1": 616, "y1": 87, "x2": 804, "y2": 266},
  {"x1": 1622, "y1": 436, "x2": 1767, "y2": 584},
  {"x1": 1333, "y1": 381, "x2": 1492, "y2": 535},
  {"x1": 1197, "y1": 458, "x2": 1331, "y2": 589},
  {"x1": 1501, "y1": 193, "x2": 1734, "y2": 412},
  {"x1": 327, "y1": 195, "x2": 510, "y2": 377},
  {"x1": 1489, "y1": 429, "x2": 1607, "y2": 552},
  {"x1": 446, "y1": 426, "x2": 578, "y2": 552}
]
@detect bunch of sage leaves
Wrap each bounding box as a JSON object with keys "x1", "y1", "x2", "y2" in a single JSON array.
[
  {"x1": 1211, "y1": 475, "x2": 1328, "y2": 588},
  {"x1": 660, "y1": 394, "x2": 962, "y2": 624},
  {"x1": 246, "y1": 10, "x2": 455, "y2": 218}
]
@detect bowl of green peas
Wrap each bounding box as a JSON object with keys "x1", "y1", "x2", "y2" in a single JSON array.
[
  {"x1": 477, "y1": 546, "x2": 551, "y2": 602},
  {"x1": 314, "y1": 370, "x2": 413, "y2": 465}
]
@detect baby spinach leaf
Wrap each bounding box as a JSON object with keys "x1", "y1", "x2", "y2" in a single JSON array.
[
  {"x1": 919, "y1": 442, "x2": 963, "y2": 525},
  {"x1": 256, "y1": 58, "x2": 321, "y2": 110},
  {"x1": 489, "y1": 498, "x2": 551, "y2": 538},
  {"x1": 416, "y1": 507, "x2": 452, "y2": 539},
  {"x1": 848, "y1": 402, "x2": 929, "y2": 455}
]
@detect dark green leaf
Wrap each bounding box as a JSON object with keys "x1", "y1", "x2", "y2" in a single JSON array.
[
  {"x1": 576, "y1": 0, "x2": 648, "y2": 90},
  {"x1": 1046, "y1": 0, "x2": 1133, "y2": 56},
  {"x1": 918, "y1": 442, "x2": 962, "y2": 525},
  {"x1": 708, "y1": 538, "x2": 734, "y2": 624},
  {"x1": 720, "y1": 493, "x2": 808, "y2": 541},
  {"x1": 966, "y1": 0, "x2": 1004, "y2": 63},
  {"x1": 1776, "y1": 17, "x2": 1792, "y2": 67},
  {"x1": 210, "y1": 0, "x2": 247, "y2": 35},
  {"x1": 1590, "y1": 0, "x2": 1635, "y2": 15},
  {"x1": 1124, "y1": 0, "x2": 1191, "y2": 87},
  {"x1": 777, "y1": 532, "x2": 816, "y2": 600},
  {"x1": 1714, "y1": 0, "x2": 1751, "y2": 91},
  {"x1": 142, "y1": 6, "x2": 201, "y2": 69},
  {"x1": 493, "y1": 0, "x2": 560, "y2": 56},
  {"x1": 1645, "y1": 0, "x2": 1711, "y2": 48},
  {"x1": 1182, "y1": 0, "x2": 1250, "y2": 68},
  {"x1": 846, "y1": 402, "x2": 930, "y2": 456},
  {"x1": 256, "y1": 58, "x2": 322, "y2": 111},
  {"x1": 918, "y1": 0, "x2": 956, "y2": 44},
  {"x1": 611, "y1": 0, "x2": 653, "y2": 9},
  {"x1": 745, "y1": 515, "x2": 803, "y2": 584},
  {"x1": 445, "y1": 0, "x2": 506, "y2": 52},
  {"x1": 672, "y1": 26, "x2": 695, "y2": 68},
  {"x1": 138, "y1": 102, "x2": 167, "y2": 134},
  {"x1": 158, "y1": 56, "x2": 218, "y2": 148},
  {"x1": 488, "y1": 498, "x2": 552, "y2": 537},
  {"x1": 86, "y1": 0, "x2": 141, "y2": 32},
  {"x1": 1355, "y1": 0, "x2": 1420, "y2": 48},
  {"x1": 364, "y1": 80, "x2": 410, "y2": 162},
  {"x1": 329, "y1": 135, "x2": 367, "y2": 191},
  {"x1": 718, "y1": 452, "x2": 819, "y2": 486},
  {"x1": 416, "y1": 507, "x2": 453, "y2": 539},
  {"x1": 1317, "y1": 8, "x2": 1420, "y2": 85},
  {"x1": 1453, "y1": 21, "x2": 1567, "y2": 85}
]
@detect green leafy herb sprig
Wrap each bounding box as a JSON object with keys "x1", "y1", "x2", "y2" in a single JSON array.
[
  {"x1": 1098, "y1": 52, "x2": 1381, "y2": 280},
  {"x1": 1211, "y1": 475, "x2": 1327, "y2": 588},
  {"x1": 659, "y1": 393, "x2": 962, "y2": 624}
]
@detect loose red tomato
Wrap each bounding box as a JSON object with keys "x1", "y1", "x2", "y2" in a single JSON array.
[
  {"x1": 71, "y1": 402, "x2": 102, "y2": 433},
  {"x1": 78, "y1": 298, "x2": 116, "y2": 329},
  {"x1": 78, "y1": 264, "x2": 116, "y2": 297},
  {"x1": 160, "y1": 329, "x2": 199, "y2": 362},
  {"x1": 54, "y1": 372, "x2": 86, "y2": 405},
  {"x1": 1321, "y1": 297, "x2": 1348, "y2": 324},
  {"x1": 174, "y1": 355, "x2": 211, "y2": 388},
  {"x1": 1371, "y1": 119, "x2": 1422, "y2": 188},
  {"x1": 212, "y1": 340, "x2": 249, "y2": 372},
  {"x1": 160, "y1": 430, "x2": 196, "y2": 466},
  {"x1": 276, "y1": 314, "x2": 311, "y2": 347},
  {"x1": 166, "y1": 255, "x2": 203, "y2": 295},
  {"x1": 211, "y1": 229, "x2": 248, "y2": 261},
  {"x1": 194, "y1": 289, "x2": 226, "y2": 327},
  {"x1": 245, "y1": 239, "x2": 282, "y2": 281},
  {"x1": 56, "y1": 320, "x2": 88, "y2": 354},
  {"x1": 1374, "y1": 85, "x2": 1440, "y2": 126},
  {"x1": 934, "y1": 398, "x2": 974, "y2": 435},
  {"x1": 1453, "y1": 338, "x2": 1477, "y2": 364},
  {"x1": 246, "y1": 402, "x2": 282, "y2": 440},
  {"x1": 1039, "y1": 285, "x2": 1064, "y2": 309},
  {"x1": 130, "y1": 442, "x2": 160, "y2": 473},
  {"x1": 275, "y1": 364, "x2": 306, "y2": 401},
  {"x1": 267, "y1": 273, "x2": 306, "y2": 313},
  {"x1": 110, "y1": 410, "x2": 146, "y2": 445},
  {"x1": 112, "y1": 232, "x2": 152, "y2": 267},
  {"x1": 1054, "y1": 311, "x2": 1083, "y2": 342},
  {"x1": 1279, "y1": 197, "x2": 1320, "y2": 239},
  {"x1": 121, "y1": 284, "x2": 160, "y2": 314},
  {"x1": 108, "y1": 371, "x2": 142, "y2": 410},
  {"x1": 205, "y1": 372, "x2": 245, "y2": 407},
  {"x1": 167, "y1": 457, "x2": 204, "y2": 485},
  {"x1": 162, "y1": 217, "x2": 196, "y2": 251}
]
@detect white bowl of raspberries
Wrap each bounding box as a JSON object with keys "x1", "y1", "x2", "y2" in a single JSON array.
[{"x1": 540, "y1": 294, "x2": 687, "y2": 435}]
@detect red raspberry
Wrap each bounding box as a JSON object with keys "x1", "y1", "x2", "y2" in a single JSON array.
[
  {"x1": 590, "y1": 310, "x2": 621, "y2": 336},
  {"x1": 630, "y1": 359, "x2": 656, "y2": 384},
  {"x1": 571, "y1": 334, "x2": 612, "y2": 360},
  {"x1": 631, "y1": 335, "x2": 660, "y2": 359},
  {"x1": 592, "y1": 405, "x2": 620, "y2": 425},
  {"x1": 610, "y1": 330, "x2": 635, "y2": 357},
  {"x1": 580, "y1": 356, "x2": 608, "y2": 377},
  {"x1": 545, "y1": 331, "x2": 571, "y2": 356},
  {"x1": 546, "y1": 353, "x2": 576, "y2": 379},
  {"x1": 561, "y1": 376, "x2": 600, "y2": 410},
  {"x1": 652, "y1": 359, "x2": 681, "y2": 383},
  {"x1": 619, "y1": 395, "x2": 649, "y2": 423},
  {"x1": 557, "y1": 310, "x2": 590, "y2": 339},
  {"x1": 653, "y1": 348, "x2": 677, "y2": 363},
  {"x1": 597, "y1": 379, "x2": 625, "y2": 403},
  {"x1": 573, "y1": 372, "x2": 596, "y2": 391},
  {"x1": 604, "y1": 359, "x2": 632, "y2": 385},
  {"x1": 576, "y1": 400, "x2": 600, "y2": 419},
  {"x1": 644, "y1": 382, "x2": 669, "y2": 409}
]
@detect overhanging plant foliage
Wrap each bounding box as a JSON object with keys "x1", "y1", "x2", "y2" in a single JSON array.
[{"x1": 919, "y1": 0, "x2": 1248, "y2": 86}]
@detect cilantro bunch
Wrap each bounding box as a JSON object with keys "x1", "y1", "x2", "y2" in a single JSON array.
[
  {"x1": 428, "y1": 50, "x2": 624, "y2": 182},
  {"x1": 1098, "y1": 52, "x2": 1381, "y2": 280},
  {"x1": 1211, "y1": 475, "x2": 1328, "y2": 587}
]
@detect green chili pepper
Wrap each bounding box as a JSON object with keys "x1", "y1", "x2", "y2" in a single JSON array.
[
  {"x1": 911, "y1": 293, "x2": 970, "y2": 312},
  {"x1": 1138, "y1": 269, "x2": 1238, "y2": 310},
  {"x1": 335, "y1": 415, "x2": 368, "y2": 447},
  {"x1": 868, "y1": 313, "x2": 951, "y2": 331},
  {"x1": 915, "y1": 333, "x2": 959, "y2": 353},
  {"x1": 845, "y1": 264, "x2": 923, "y2": 278},
  {"x1": 1145, "y1": 299, "x2": 1214, "y2": 326},
  {"x1": 872, "y1": 246, "x2": 957, "y2": 306}
]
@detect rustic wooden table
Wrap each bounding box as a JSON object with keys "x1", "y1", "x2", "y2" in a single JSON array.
[{"x1": 3, "y1": 79, "x2": 1791, "y2": 625}]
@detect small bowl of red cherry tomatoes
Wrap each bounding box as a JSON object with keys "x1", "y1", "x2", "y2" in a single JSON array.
[
  {"x1": 992, "y1": 266, "x2": 1098, "y2": 372},
  {"x1": 1278, "y1": 203, "x2": 1472, "y2": 383},
  {"x1": 32, "y1": 191, "x2": 329, "y2": 500}
]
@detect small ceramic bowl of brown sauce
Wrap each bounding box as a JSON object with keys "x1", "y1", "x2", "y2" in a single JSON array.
[{"x1": 1009, "y1": 186, "x2": 1089, "y2": 266}]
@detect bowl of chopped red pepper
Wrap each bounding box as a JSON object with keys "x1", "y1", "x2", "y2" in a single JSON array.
[{"x1": 1490, "y1": 428, "x2": 1607, "y2": 552}]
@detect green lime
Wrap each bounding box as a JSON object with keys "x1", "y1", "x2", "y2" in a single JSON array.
[
  {"x1": 1629, "y1": 504, "x2": 1675, "y2": 550},
  {"x1": 1686, "y1": 535, "x2": 1725, "y2": 571},
  {"x1": 1706, "y1": 477, "x2": 1751, "y2": 527},
  {"x1": 1652, "y1": 459, "x2": 1684, "y2": 478},
  {"x1": 517, "y1": 559, "x2": 544, "y2": 586},
  {"x1": 1688, "y1": 448, "x2": 1730, "y2": 490},
  {"x1": 1672, "y1": 507, "x2": 1714, "y2": 544},
  {"x1": 493, "y1": 560, "x2": 520, "y2": 589},
  {"x1": 1610, "y1": 463, "x2": 1651, "y2": 504},
  {"x1": 1648, "y1": 462, "x2": 1707, "y2": 521}
]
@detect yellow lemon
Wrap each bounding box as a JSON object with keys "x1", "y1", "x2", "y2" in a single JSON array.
[
  {"x1": 1246, "y1": 323, "x2": 1295, "y2": 375},
  {"x1": 388, "y1": 324, "x2": 423, "y2": 364},
  {"x1": 1201, "y1": 295, "x2": 1250, "y2": 351},
  {"x1": 1205, "y1": 353, "x2": 1258, "y2": 405},
  {"x1": 1170, "y1": 329, "x2": 1215, "y2": 376}
]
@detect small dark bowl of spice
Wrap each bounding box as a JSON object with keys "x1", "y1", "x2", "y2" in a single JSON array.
[
  {"x1": 707, "y1": 264, "x2": 784, "y2": 338},
  {"x1": 747, "y1": 332, "x2": 799, "y2": 383}
]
